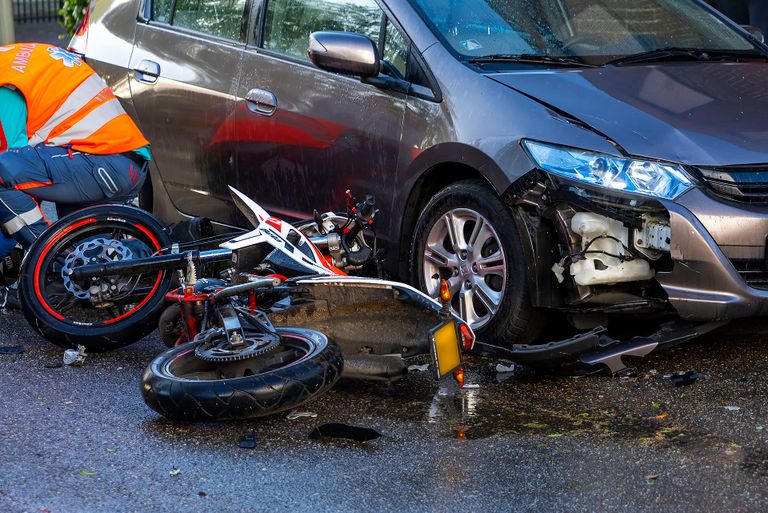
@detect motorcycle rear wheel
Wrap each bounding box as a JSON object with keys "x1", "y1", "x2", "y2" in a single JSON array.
[
  {"x1": 18, "y1": 205, "x2": 173, "y2": 352},
  {"x1": 141, "y1": 327, "x2": 343, "y2": 421}
]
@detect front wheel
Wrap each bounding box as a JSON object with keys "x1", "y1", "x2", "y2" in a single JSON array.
[
  {"x1": 410, "y1": 180, "x2": 544, "y2": 345},
  {"x1": 18, "y1": 205, "x2": 172, "y2": 352},
  {"x1": 141, "y1": 327, "x2": 343, "y2": 421}
]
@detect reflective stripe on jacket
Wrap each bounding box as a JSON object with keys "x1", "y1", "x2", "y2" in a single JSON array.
[{"x1": 0, "y1": 42, "x2": 149, "y2": 155}]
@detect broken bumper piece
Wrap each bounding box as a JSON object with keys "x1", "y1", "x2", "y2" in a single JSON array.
[{"x1": 479, "y1": 320, "x2": 725, "y2": 375}]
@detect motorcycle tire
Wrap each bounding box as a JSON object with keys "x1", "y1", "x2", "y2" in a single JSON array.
[
  {"x1": 141, "y1": 327, "x2": 343, "y2": 421},
  {"x1": 18, "y1": 204, "x2": 173, "y2": 352}
]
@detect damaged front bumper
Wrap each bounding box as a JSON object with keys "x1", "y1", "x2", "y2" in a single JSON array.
[
  {"x1": 503, "y1": 162, "x2": 768, "y2": 373},
  {"x1": 658, "y1": 187, "x2": 768, "y2": 321}
]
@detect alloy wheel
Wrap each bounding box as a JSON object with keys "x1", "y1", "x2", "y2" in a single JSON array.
[{"x1": 421, "y1": 208, "x2": 507, "y2": 330}]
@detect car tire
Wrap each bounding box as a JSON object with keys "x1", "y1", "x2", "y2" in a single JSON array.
[{"x1": 410, "y1": 179, "x2": 544, "y2": 345}]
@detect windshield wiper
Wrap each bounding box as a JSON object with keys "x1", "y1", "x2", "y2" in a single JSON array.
[
  {"x1": 605, "y1": 47, "x2": 767, "y2": 66},
  {"x1": 468, "y1": 54, "x2": 598, "y2": 68}
]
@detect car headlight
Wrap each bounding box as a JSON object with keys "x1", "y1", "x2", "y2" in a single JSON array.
[{"x1": 523, "y1": 140, "x2": 692, "y2": 200}]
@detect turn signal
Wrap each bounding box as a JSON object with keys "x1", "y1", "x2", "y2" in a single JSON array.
[
  {"x1": 439, "y1": 279, "x2": 451, "y2": 304},
  {"x1": 459, "y1": 323, "x2": 475, "y2": 351},
  {"x1": 454, "y1": 366, "x2": 465, "y2": 388}
]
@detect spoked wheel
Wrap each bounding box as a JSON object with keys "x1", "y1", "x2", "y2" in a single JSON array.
[
  {"x1": 141, "y1": 327, "x2": 343, "y2": 421},
  {"x1": 18, "y1": 205, "x2": 172, "y2": 352}
]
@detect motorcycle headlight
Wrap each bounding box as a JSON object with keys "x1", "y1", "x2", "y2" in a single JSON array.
[{"x1": 523, "y1": 140, "x2": 692, "y2": 200}]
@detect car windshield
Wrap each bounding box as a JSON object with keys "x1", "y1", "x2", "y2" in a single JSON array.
[{"x1": 409, "y1": 0, "x2": 759, "y2": 65}]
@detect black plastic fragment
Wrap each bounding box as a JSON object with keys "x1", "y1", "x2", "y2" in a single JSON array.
[
  {"x1": 670, "y1": 370, "x2": 702, "y2": 387},
  {"x1": 0, "y1": 345, "x2": 23, "y2": 354},
  {"x1": 308, "y1": 423, "x2": 381, "y2": 442},
  {"x1": 239, "y1": 433, "x2": 257, "y2": 449}
]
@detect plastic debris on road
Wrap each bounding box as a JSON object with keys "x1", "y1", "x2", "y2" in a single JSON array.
[
  {"x1": 286, "y1": 410, "x2": 318, "y2": 420},
  {"x1": 495, "y1": 361, "x2": 516, "y2": 383},
  {"x1": 169, "y1": 467, "x2": 181, "y2": 476},
  {"x1": 725, "y1": 405, "x2": 741, "y2": 411},
  {"x1": 239, "y1": 433, "x2": 257, "y2": 449},
  {"x1": 63, "y1": 345, "x2": 87, "y2": 366},
  {"x1": 308, "y1": 423, "x2": 381, "y2": 442},
  {"x1": 669, "y1": 370, "x2": 706, "y2": 387}
]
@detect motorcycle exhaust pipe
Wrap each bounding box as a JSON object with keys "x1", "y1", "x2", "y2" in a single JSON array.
[{"x1": 69, "y1": 249, "x2": 233, "y2": 280}]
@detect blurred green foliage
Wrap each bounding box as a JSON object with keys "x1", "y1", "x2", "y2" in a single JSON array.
[{"x1": 60, "y1": 0, "x2": 89, "y2": 37}]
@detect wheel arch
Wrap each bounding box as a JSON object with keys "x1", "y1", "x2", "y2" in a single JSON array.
[{"x1": 397, "y1": 161, "x2": 497, "y2": 279}]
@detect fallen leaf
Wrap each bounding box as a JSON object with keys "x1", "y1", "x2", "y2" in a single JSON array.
[
  {"x1": 547, "y1": 433, "x2": 563, "y2": 438},
  {"x1": 520, "y1": 422, "x2": 548, "y2": 429},
  {"x1": 757, "y1": 425, "x2": 764, "y2": 432},
  {"x1": 652, "y1": 402, "x2": 661, "y2": 409},
  {"x1": 654, "y1": 413, "x2": 669, "y2": 420},
  {"x1": 79, "y1": 470, "x2": 97, "y2": 477}
]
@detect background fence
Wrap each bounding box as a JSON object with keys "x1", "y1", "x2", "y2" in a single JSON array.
[{"x1": 12, "y1": 0, "x2": 63, "y2": 23}]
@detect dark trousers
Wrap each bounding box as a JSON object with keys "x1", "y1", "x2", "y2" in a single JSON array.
[
  {"x1": 0, "y1": 145, "x2": 147, "y2": 256},
  {"x1": 716, "y1": 0, "x2": 768, "y2": 37}
]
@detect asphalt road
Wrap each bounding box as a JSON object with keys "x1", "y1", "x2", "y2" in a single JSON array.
[{"x1": 2, "y1": 311, "x2": 768, "y2": 513}]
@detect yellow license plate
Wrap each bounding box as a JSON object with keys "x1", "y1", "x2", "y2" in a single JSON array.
[{"x1": 431, "y1": 320, "x2": 462, "y2": 379}]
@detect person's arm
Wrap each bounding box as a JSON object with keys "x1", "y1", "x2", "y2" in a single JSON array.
[{"x1": 0, "y1": 86, "x2": 29, "y2": 152}]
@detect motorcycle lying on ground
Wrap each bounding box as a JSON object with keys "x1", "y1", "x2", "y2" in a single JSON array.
[{"x1": 18, "y1": 187, "x2": 472, "y2": 420}]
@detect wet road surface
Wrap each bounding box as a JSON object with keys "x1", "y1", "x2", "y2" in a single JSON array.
[{"x1": 2, "y1": 311, "x2": 768, "y2": 512}]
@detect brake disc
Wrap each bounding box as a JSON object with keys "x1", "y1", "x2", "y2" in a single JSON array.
[
  {"x1": 61, "y1": 238, "x2": 134, "y2": 300},
  {"x1": 194, "y1": 330, "x2": 281, "y2": 362}
]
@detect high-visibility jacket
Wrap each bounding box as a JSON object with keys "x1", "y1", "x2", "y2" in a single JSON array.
[{"x1": 0, "y1": 42, "x2": 149, "y2": 155}]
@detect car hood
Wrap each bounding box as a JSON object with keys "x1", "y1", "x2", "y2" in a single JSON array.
[{"x1": 489, "y1": 62, "x2": 768, "y2": 167}]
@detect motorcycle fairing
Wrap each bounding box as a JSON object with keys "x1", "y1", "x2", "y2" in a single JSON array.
[{"x1": 222, "y1": 187, "x2": 339, "y2": 276}]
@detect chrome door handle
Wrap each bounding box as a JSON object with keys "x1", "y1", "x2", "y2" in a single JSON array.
[
  {"x1": 245, "y1": 88, "x2": 277, "y2": 116},
  {"x1": 133, "y1": 60, "x2": 161, "y2": 84}
]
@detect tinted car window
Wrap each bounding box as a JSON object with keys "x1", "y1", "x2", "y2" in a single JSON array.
[
  {"x1": 262, "y1": 0, "x2": 382, "y2": 60},
  {"x1": 172, "y1": 0, "x2": 248, "y2": 40}
]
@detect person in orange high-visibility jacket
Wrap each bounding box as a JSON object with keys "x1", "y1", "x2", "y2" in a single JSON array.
[{"x1": 0, "y1": 43, "x2": 151, "y2": 280}]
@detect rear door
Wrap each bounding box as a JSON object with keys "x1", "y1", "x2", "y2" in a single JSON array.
[
  {"x1": 129, "y1": 0, "x2": 250, "y2": 219},
  {"x1": 225, "y1": 0, "x2": 408, "y2": 223}
]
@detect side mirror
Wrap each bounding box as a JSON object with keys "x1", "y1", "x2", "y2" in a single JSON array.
[
  {"x1": 742, "y1": 24, "x2": 765, "y2": 44},
  {"x1": 308, "y1": 31, "x2": 381, "y2": 78}
]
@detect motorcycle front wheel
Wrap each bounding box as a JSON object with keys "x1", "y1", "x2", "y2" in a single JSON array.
[
  {"x1": 141, "y1": 327, "x2": 343, "y2": 421},
  {"x1": 18, "y1": 204, "x2": 173, "y2": 352}
]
